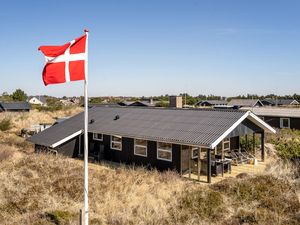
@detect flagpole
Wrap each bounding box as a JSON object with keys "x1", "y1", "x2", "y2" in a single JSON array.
[{"x1": 84, "y1": 29, "x2": 89, "y2": 225}]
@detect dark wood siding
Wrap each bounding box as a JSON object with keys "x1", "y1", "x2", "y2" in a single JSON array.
[
  {"x1": 230, "y1": 136, "x2": 239, "y2": 150},
  {"x1": 90, "y1": 135, "x2": 181, "y2": 172},
  {"x1": 56, "y1": 137, "x2": 80, "y2": 157},
  {"x1": 37, "y1": 136, "x2": 80, "y2": 157},
  {"x1": 227, "y1": 118, "x2": 263, "y2": 137},
  {"x1": 290, "y1": 118, "x2": 300, "y2": 130},
  {"x1": 263, "y1": 116, "x2": 300, "y2": 130},
  {"x1": 263, "y1": 116, "x2": 280, "y2": 128}
]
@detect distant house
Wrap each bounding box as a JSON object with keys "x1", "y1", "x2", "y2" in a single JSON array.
[
  {"x1": 118, "y1": 100, "x2": 156, "y2": 107},
  {"x1": 261, "y1": 99, "x2": 299, "y2": 106},
  {"x1": 0, "y1": 102, "x2": 31, "y2": 112},
  {"x1": 228, "y1": 99, "x2": 264, "y2": 108},
  {"x1": 28, "y1": 106, "x2": 275, "y2": 183},
  {"x1": 241, "y1": 107, "x2": 300, "y2": 130},
  {"x1": 195, "y1": 100, "x2": 228, "y2": 107},
  {"x1": 60, "y1": 97, "x2": 81, "y2": 106},
  {"x1": 28, "y1": 96, "x2": 47, "y2": 106}
]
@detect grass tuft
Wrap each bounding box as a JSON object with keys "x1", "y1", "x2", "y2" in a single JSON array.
[{"x1": 0, "y1": 118, "x2": 12, "y2": 131}]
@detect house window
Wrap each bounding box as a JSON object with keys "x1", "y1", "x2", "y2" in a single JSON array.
[
  {"x1": 93, "y1": 133, "x2": 103, "y2": 141},
  {"x1": 157, "y1": 142, "x2": 172, "y2": 162},
  {"x1": 134, "y1": 139, "x2": 147, "y2": 157},
  {"x1": 280, "y1": 118, "x2": 290, "y2": 128},
  {"x1": 111, "y1": 135, "x2": 122, "y2": 151},
  {"x1": 216, "y1": 138, "x2": 231, "y2": 152},
  {"x1": 223, "y1": 138, "x2": 230, "y2": 151},
  {"x1": 191, "y1": 147, "x2": 200, "y2": 159}
]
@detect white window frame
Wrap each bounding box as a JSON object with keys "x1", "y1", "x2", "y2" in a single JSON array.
[
  {"x1": 157, "y1": 142, "x2": 172, "y2": 162},
  {"x1": 280, "y1": 118, "x2": 290, "y2": 128},
  {"x1": 222, "y1": 138, "x2": 230, "y2": 151},
  {"x1": 134, "y1": 139, "x2": 147, "y2": 157},
  {"x1": 191, "y1": 147, "x2": 200, "y2": 159},
  {"x1": 93, "y1": 133, "x2": 103, "y2": 141},
  {"x1": 111, "y1": 135, "x2": 122, "y2": 151}
]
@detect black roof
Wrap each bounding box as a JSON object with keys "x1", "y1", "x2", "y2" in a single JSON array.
[
  {"x1": 29, "y1": 106, "x2": 256, "y2": 148},
  {"x1": 228, "y1": 99, "x2": 263, "y2": 107},
  {"x1": 117, "y1": 101, "x2": 156, "y2": 107},
  {"x1": 262, "y1": 99, "x2": 299, "y2": 105},
  {"x1": 196, "y1": 100, "x2": 228, "y2": 106},
  {"x1": 0, "y1": 102, "x2": 31, "y2": 111}
]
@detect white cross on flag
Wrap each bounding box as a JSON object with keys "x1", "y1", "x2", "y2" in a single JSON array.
[{"x1": 39, "y1": 34, "x2": 87, "y2": 85}]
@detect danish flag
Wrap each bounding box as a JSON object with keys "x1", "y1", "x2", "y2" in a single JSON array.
[{"x1": 39, "y1": 34, "x2": 87, "y2": 86}]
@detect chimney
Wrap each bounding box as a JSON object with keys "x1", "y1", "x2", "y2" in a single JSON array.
[
  {"x1": 169, "y1": 96, "x2": 182, "y2": 108},
  {"x1": 149, "y1": 98, "x2": 154, "y2": 105}
]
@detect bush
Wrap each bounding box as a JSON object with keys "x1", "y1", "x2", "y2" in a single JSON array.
[
  {"x1": 46, "y1": 210, "x2": 73, "y2": 225},
  {"x1": 177, "y1": 188, "x2": 227, "y2": 222},
  {"x1": 33, "y1": 104, "x2": 63, "y2": 112},
  {"x1": 155, "y1": 101, "x2": 169, "y2": 107},
  {"x1": 212, "y1": 175, "x2": 300, "y2": 224},
  {"x1": 274, "y1": 139, "x2": 300, "y2": 161},
  {"x1": 0, "y1": 118, "x2": 12, "y2": 131},
  {"x1": 269, "y1": 129, "x2": 300, "y2": 161}
]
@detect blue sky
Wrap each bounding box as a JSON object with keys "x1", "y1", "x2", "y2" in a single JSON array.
[{"x1": 0, "y1": 0, "x2": 300, "y2": 97}]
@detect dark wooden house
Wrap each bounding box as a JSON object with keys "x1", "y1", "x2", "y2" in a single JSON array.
[
  {"x1": 241, "y1": 107, "x2": 300, "y2": 130},
  {"x1": 28, "y1": 106, "x2": 275, "y2": 183},
  {"x1": 261, "y1": 99, "x2": 299, "y2": 106},
  {"x1": 228, "y1": 99, "x2": 264, "y2": 108},
  {"x1": 195, "y1": 100, "x2": 228, "y2": 107},
  {"x1": 0, "y1": 102, "x2": 31, "y2": 112}
]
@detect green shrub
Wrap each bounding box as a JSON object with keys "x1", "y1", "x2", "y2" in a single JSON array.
[
  {"x1": 0, "y1": 118, "x2": 12, "y2": 131},
  {"x1": 212, "y1": 175, "x2": 300, "y2": 224},
  {"x1": 177, "y1": 188, "x2": 227, "y2": 222},
  {"x1": 273, "y1": 138, "x2": 300, "y2": 160},
  {"x1": 46, "y1": 210, "x2": 72, "y2": 225},
  {"x1": 239, "y1": 135, "x2": 261, "y2": 153},
  {"x1": 34, "y1": 104, "x2": 63, "y2": 112},
  {"x1": 267, "y1": 129, "x2": 300, "y2": 161},
  {"x1": 155, "y1": 101, "x2": 169, "y2": 107}
]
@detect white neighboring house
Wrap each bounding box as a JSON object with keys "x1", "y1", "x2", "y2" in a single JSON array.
[{"x1": 28, "y1": 96, "x2": 47, "y2": 106}]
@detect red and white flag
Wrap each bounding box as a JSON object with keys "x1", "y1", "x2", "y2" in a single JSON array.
[{"x1": 39, "y1": 34, "x2": 87, "y2": 86}]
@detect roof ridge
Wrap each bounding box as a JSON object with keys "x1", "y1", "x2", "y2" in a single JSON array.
[{"x1": 91, "y1": 104, "x2": 245, "y2": 113}]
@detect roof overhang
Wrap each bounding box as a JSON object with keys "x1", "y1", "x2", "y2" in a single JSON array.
[
  {"x1": 210, "y1": 111, "x2": 276, "y2": 149},
  {"x1": 50, "y1": 129, "x2": 83, "y2": 148}
]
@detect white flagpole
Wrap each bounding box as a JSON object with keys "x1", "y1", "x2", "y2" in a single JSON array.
[{"x1": 84, "y1": 29, "x2": 89, "y2": 225}]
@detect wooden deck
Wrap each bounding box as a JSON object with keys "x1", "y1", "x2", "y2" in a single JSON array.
[{"x1": 182, "y1": 159, "x2": 268, "y2": 184}]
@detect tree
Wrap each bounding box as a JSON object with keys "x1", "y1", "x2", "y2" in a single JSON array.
[{"x1": 11, "y1": 89, "x2": 27, "y2": 101}]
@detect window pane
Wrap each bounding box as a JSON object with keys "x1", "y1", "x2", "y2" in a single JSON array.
[
  {"x1": 112, "y1": 142, "x2": 121, "y2": 150},
  {"x1": 93, "y1": 133, "x2": 103, "y2": 140},
  {"x1": 135, "y1": 146, "x2": 147, "y2": 156},
  {"x1": 217, "y1": 143, "x2": 222, "y2": 151},
  {"x1": 135, "y1": 139, "x2": 147, "y2": 146},
  {"x1": 158, "y1": 142, "x2": 172, "y2": 150},
  {"x1": 112, "y1": 136, "x2": 121, "y2": 142},
  {"x1": 192, "y1": 148, "x2": 199, "y2": 158},
  {"x1": 283, "y1": 119, "x2": 289, "y2": 127},
  {"x1": 223, "y1": 142, "x2": 230, "y2": 150},
  {"x1": 158, "y1": 150, "x2": 172, "y2": 160}
]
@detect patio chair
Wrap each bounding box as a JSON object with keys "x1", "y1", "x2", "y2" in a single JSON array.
[{"x1": 234, "y1": 151, "x2": 250, "y2": 164}]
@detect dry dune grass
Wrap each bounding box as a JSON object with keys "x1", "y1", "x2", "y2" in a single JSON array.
[
  {"x1": 0, "y1": 109, "x2": 299, "y2": 224},
  {"x1": 0, "y1": 107, "x2": 83, "y2": 134},
  {"x1": 0, "y1": 148, "x2": 299, "y2": 225},
  {"x1": 0, "y1": 150, "x2": 189, "y2": 225}
]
